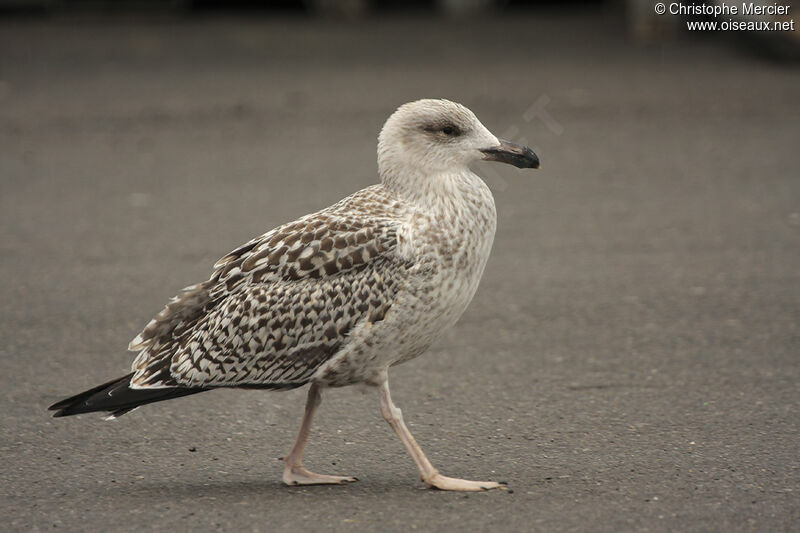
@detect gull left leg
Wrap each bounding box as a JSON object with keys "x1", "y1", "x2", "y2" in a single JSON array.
[
  {"x1": 282, "y1": 382, "x2": 358, "y2": 486},
  {"x1": 378, "y1": 378, "x2": 502, "y2": 491}
]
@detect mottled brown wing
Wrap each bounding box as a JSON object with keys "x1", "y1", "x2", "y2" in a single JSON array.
[
  {"x1": 211, "y1": 210, "x2": 398, "y2": 293},
  {"x1": 128, "y1": 188, "x2": 407, "y2": 389}
]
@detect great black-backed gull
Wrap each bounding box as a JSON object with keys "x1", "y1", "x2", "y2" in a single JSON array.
[{"x1": 49, "y1": 99, "x2": 539, "y2": 491}]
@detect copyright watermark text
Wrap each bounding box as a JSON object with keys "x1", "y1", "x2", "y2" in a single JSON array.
[{"x1": 654, "y1": 2, "x2": 796, "y2": 31}]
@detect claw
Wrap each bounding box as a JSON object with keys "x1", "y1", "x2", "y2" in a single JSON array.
[
  {"x1": 423, "y1": 473, "x2": 503, "y2": 492},
  {"x1": 283, "y1": 466, "x2": 358, "y2": 486}
]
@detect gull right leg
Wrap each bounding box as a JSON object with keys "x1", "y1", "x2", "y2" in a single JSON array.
[
  {"x1": 377, "y1": 378, "x2": 502, "y2": 491},
  {"x1": 282, "y1": 382, "x2": 357, "y2": 486}
]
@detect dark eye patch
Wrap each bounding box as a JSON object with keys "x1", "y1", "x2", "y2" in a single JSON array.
[{"x1": 423, "y1": 122, "x2": 462, "y2": 137}]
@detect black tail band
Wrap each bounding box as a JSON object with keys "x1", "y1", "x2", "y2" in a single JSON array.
[{"x1": 48, "y1": 373, "x2": 206, "y2": 418}]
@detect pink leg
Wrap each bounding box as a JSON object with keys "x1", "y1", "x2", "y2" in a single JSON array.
[
  {"x1": 378, "y1": 379, "x2": 502, "y2": 491},
  {"x1": 282, "y1": 383, "x2": 357, "y2": 486}
]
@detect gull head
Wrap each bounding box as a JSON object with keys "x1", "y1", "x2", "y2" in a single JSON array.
[{"x1": 377, "y1": 99, "x2": 539, "y2": 185}]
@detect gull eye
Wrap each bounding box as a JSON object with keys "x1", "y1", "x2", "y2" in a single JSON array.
[{"x1": 423, "y1": 123, "x2": 461, "y2": 136}]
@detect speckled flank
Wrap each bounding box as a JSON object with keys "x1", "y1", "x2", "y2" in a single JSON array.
[{"x1": 127, "y1": 99, "x2": 499, "y2": 392}]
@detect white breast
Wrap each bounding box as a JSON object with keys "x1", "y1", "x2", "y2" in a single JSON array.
[
  {"x1": 392, "y1": 171, "x2": 497, "y2": 355},
  {"x1": 314, "y1": 171, "x2": 497, "y2": 385}
]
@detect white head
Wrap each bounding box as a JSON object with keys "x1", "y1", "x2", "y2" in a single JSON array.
[{"x1": 377, "y1": 99, "x2": 538, "y2": 193}]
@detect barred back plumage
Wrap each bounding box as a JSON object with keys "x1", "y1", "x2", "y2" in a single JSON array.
[{"x1": 128, "y1": 185, "x2": 410, "y2": 389}]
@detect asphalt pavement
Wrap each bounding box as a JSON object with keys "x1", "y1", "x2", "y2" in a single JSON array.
[{"x1": 1, "y1": 12, "x2": 798, "y2": 532}]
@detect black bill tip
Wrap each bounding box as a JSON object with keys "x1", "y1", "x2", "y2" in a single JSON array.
[{"x1": 480, "y1": 139, "x2": 540, "y2": 169}]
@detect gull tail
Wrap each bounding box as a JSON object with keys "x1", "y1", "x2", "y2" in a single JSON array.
[{"x1": 48, "y1": 373, "x2": 206, "y2": 419}]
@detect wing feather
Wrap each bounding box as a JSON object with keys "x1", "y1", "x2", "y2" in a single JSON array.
[{"x1": 129, "y1": 186, "x2": 408, "y2": 389}]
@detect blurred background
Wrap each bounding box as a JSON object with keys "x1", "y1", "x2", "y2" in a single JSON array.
[
  {"x1": 1, "y1": 1, "x2": 798, "y2": 532},
  {"x1": 1, "y1": 0, "x2": 799, "y2": 58}
]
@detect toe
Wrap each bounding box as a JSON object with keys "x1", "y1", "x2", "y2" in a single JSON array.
[{"x1": 425, "y1": 474, "x2": 503, "y2": 492}]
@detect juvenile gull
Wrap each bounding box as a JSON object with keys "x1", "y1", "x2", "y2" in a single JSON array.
[{"x1": 49, "y1": 99, "x2": 539, "y2": 491}]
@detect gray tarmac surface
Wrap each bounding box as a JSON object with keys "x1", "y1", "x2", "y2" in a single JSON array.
[{"x1": 1, "y1": 12, "x2": 799, "y2": 532}]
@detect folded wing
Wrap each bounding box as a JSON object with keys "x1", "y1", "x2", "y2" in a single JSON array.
[{"x1": 129, "y1": 187, "x2": 408, "y2": 389}]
